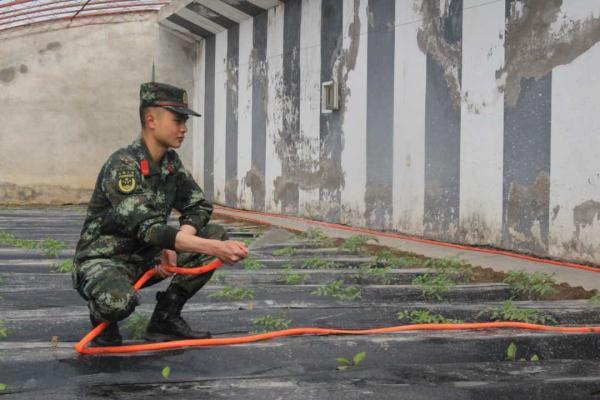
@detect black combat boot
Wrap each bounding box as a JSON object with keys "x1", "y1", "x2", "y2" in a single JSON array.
[
  {"x1": 144, "y1": 288, "x2": 211, "y2": 342},
  {"x1": 90, "y1": 315, "x2": 123, "y2": 347}
]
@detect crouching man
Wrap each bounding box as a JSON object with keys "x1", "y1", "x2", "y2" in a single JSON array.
[{"x1": 72, "y1": 82, "x2": 248, "y2": 346}]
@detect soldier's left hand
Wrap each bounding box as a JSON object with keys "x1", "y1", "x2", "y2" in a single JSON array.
[{"x1": 156, "y1": 249, "x2": 177, "y2": 277}]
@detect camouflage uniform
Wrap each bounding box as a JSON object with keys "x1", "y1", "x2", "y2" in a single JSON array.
[{"x1": 72, "y1": 82, "x2": 222, "y2": 324}]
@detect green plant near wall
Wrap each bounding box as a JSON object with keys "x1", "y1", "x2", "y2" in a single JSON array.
[
  {"x1": 252, "y1": 311, "x2": 292, "y2": 333},
  {"x1": 397, "y1": 310, "x2": 464, "y2": 324},
  {"x1": 39, "y1": 238, "x2": 68, "y2": 258},
  {"x1": 336, "y1": 351, "x2": 366, "y2": 371},
  {"x1": 122, "y1": 313, "x2": 151, "y2": 340},
  {"x1": 340, "y1": 235, "x2": 379, "y2": 252},
  {"x1": 281, "y1": 264, "x2": 306, "y2": 285},
  {"x1": 302, "y1": 256, "x2": 339, "y2": 269},
  {"x1": 588, "y1": 293, "x2": 600, "y2": 307},
  {"x1": 51, "y1": 260, "x2": 73, "y2": 273},
  {"x1": 412, "y1": 273, "x2": 455, "y2": 301},
  {"x1": 0, "y1": 320, "x2": 9, "y2": 339},
  {"x1": 208, "y1": 286, "x2": 255, "y2": 301},
  {"x1": 424, "y1": 256, "x2": 475, "y2": 283},
  {"x1": 212, "y1": 271, "x2": 226, "y2": 284},
  {"x1": 298, "y1": 228, "x2": 337, "y2": 247},
  {"x1": 241, "y1": 255, "x2": 265, "y2": 271},
  {"x1": 311, "y1": 280, "x2": 362, "y2": 301},
  {"x1": 272, "y1": 247, "x2": 297, "y2": 257},
  {"x1": 355, "y1": 263, "x2": 392, "y2": 284},
  {"x1": 503, "y1": 270, "x2": 558, "y2": 299},
  {"x1": 477, "y1": 300, "x2": 556, "y2": 324}
]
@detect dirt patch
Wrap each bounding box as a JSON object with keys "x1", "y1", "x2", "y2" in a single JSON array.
[{"x1": 0, "y1": 182, "x2": 91, "y2": 205}]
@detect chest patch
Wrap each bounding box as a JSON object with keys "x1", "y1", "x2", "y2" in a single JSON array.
[{"x1": 117, "y1": 171, "x2": 137, "y2": 194}]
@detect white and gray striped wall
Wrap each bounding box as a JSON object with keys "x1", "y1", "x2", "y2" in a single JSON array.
[{"x1": 163, "y1": 0, "x2": 600, "y2": 265}]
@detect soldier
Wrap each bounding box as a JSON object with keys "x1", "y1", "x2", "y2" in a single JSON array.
[{"x1": 72, "y1": 82, "x2": 249, "y2": 346}]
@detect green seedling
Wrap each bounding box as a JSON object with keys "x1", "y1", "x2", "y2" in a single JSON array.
[
  {"x1": 51, "y1": 260, "x2": 73, "y2": 273},
  {"x1": 122, "y1": 313, "x2": 150, "y2": 340},
  {"x1": 336, "y1": 351, "x2": 366, "y2": 371},
  {"x1": 0, "y1": 321, "x2": 8, "y2": 339},
  {"x1": 412, "y1": 273, "x2": 455, "y2": 301},
  {"x1": 161, "y1": 366, "x2": 171, "y2": 379},
  {"x1": 424, "y1": 256, "x2": 474, "y2": 283},
  {"x1": 504, "y1": 270, "x2": 558, "y2": 299},
  {"x1": 355, "y1": 263, "x2": 392, "y2": 284},
  {"x1": 587, "y1": 293, "x2": 600, "y2": 307},
  {"x1": 373, "y1": 251, "x2": 424, "y2": 269},
  {"x1": 252, "y1": 312, "x2": 292, "y2": 332},
  {"x1": 39, "y1": 238, "x2": 68, "y2": 258},
  {"x1": 272, "y1": 247, "x2": 297, "y2": 257},
  {"x1": 0, "y1": 231, "x2": 37, "y2": 250},
  {"x1": 208, "y1": 286, "x2": 255, "y2": 300},
  {"x1": 298, "y1": 228, "x2": 336, "y2": 247},
  {"x1": 302, "y1": 256, "x2": 339, "y2": 269},
  {"x1": 212, "y1": 271, "x2": 226, "y2": 284},
  {"x1": 241, "y1": 255, "x2": 265, "y2": 271},
  {"x1": 282, "y1": 265, "x2": 306, "y2": 285},
  {"x1": 397, "y1": 310, "x2": 463, "y2": 324},
  {"x1": 340, "y1": 235, "x2": 378, "y2": 252},
  {"x1": 0, "y1": 384, "x2": 6, "y2": 391},
  {"x1": 506, "y1": 342, "x2": 540, "y2": 362},
  {"x1": 311, "y1": 280, "x2": 361, "y2": 301},
  {"x1": 0, "y1": 320, "x2": 8, "y2": 339},
  {"x1": 242, "y1": 238, "x2": 253, "y2": 246},
  {"x1": 477, "y1": 300, "x2": 556, "y2": 324}
]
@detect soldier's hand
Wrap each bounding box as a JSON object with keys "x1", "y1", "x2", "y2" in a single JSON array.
[
  {"x1": 156, "y1": 249, "x2": 177, "y2": 278},
  {"x1": 214, "y1": 240, "x2": 249, "y2": 265}
]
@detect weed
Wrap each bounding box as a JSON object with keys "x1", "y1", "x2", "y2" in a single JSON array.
[
  {"x1": 311, "y1": 280, "x2": 362, "y2": 301},
  {"x1": 281, "y1": 265, "x2": 306, "y2": 285},
  {"x1": 336, "y1": 351, "x2": 366, "y2": 371},
  {"x1": 504, "y1": 270, "x2": 558, "y2": 299},
  {"x1": 412, "y1": 273, "x2": 455, "y2": 300},
  {"x1": 397, "y1": 310, "x2": 463, "y2": 324},
  {"x1": 341, "y1": 235, "x2": 378, "y2": 252},
  {"x1": 0, "y1": 321, "x2": 8, "y2": 339},
  {"x1": 122, "y1": 313, "x2": 150, "y2": 340},
  {"x1": 272, "y1": 247, "x2": 297, "y2": 257},
  {"x1": 0, "y1": 231, "x2": 67, "y2": 258},
  {"x1": 39, "y1": 238, "x2": 68, "y2": 258},
  {"x1": 252, "y1": 312, "x2": 292, "y2": 332},
  {"x1": 302, "y1": 256, "x2": 339, "y2": 269},
  {"x1": 0, "y1": 384, "x2": 6, "y2": 391},
  {"x1": 587, "y1": 293, "x2": 600, "y2": 307},
  {"x1": 162, "y1": 366, "x2": 171, "y2": 379},
  {"x1": 242, "y1": 238, "x2": 253, "y2": 246},
  {"x1": 355, "y1": 263, "x2": 392, "y2": 284},
  {"x1": 506, "y1": 342, "x2": 540, "y2": 362},
  {"x1": 208, "y1": 286, "x2": 255, "y2": 300},
  {"x1": 298, "y1": 228, "x2": 336, "y2": 247},
  {"x1": 477, "y1": 300, "x2": 556, "y2": 324},
  {"x1": 241, "y1": 255, "x2": 265, "y2": 271},
  {"x1": 373, "y1": 251, "x2": 424, "y2": 269},
  {"x1": 51, "y1": 260, "x2": 73, "y2": 273},
  {"x1": 424, "y1": 256, "x2": 474, "y2": 283}
]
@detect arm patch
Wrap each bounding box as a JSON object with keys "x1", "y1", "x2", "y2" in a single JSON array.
[{"x1": 117, "y1": 170, "x2": 137, "y2": 194}]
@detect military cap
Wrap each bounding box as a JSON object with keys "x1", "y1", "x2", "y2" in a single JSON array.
[{"x1": 140, "y1": 82, "x2": 201, "y2": 117}]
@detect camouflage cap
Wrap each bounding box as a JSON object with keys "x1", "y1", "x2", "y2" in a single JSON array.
[{"x1": 140, "y1": 82, "x2": 201, "y2": 117}]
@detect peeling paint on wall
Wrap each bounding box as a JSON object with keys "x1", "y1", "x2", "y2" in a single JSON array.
[
  {"x1": 415, "y1": 0, "x2": 462, "y2": 109},
  {"x1": 498, "y1": 0, "x2": 600, "y2": 107},
  {"x1": 573, "y1": 200, "x2": 600, "y2": 238},
  {"x1": 0, "y1": 67, "x2": 16, "y2": 83}
]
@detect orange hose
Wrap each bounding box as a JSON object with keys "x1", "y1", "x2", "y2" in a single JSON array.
[{"x1": 75, "y1": 257, "x2": 600, "y2": 355}]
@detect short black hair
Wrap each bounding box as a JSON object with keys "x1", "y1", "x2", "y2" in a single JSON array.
[{"x1": 139, "y1": 105, "x2": 148, "y2": 128}]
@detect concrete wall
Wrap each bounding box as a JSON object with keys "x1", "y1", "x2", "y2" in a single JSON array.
[
  {"x1": 197, "y1": 0, "x2": 600, "y2": 265},
  {"x1": 0, "y1": 14, "x2": 199, "y2": 204}
]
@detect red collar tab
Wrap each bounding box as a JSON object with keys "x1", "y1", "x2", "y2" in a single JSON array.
[
  {"x1": 166, "y1": 163, "x2": 175, "y2": 174},
  {"x1": 140, "y1": 160, "x2": 150, "y2": 176}
]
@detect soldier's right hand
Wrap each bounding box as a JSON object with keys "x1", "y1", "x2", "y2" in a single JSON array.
[{"x1": 213, "y1": 240, "x2": 249, "y2": 265}]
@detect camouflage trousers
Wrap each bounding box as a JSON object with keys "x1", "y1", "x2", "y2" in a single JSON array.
[{"x1": 73, "y1": 224, "x2": 228, "y2": 322}]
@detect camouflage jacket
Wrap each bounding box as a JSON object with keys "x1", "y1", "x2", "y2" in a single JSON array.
[{"x1": 73, "y1": 135, "x2": 213, "y2": 266}]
